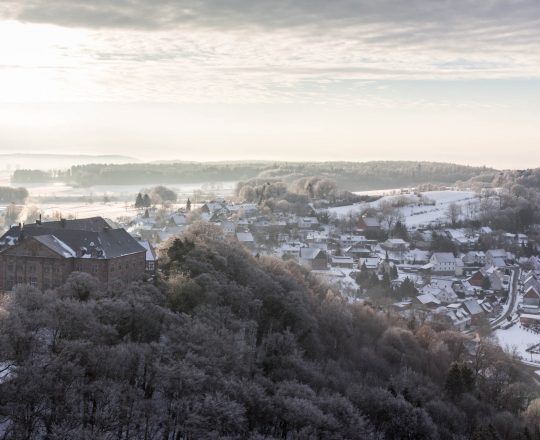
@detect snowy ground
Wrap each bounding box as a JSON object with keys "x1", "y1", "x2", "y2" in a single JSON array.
[
  {"x1": 495, "y1": 324, "x2": 540, "y2": 364},
  {"x1": 2, "y1": 180, "x2": 236, "y2": 223},
  {"x1": 22, "y1": 181, "x2": 237, "y2": 201},
  {"x1": 328, "y1": 190, "x2": 479, "y2": 228},
  {"x1": 21, "y1": 202, "x2": 140, "y2": 221}
]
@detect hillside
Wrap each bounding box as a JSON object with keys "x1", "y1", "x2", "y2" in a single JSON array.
[{"x1": 0, "y1": 222, "x2": 537, "y2": 439}]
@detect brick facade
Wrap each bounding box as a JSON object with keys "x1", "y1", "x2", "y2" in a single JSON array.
[{"x1": 0, "y1": 218, "x2": 147, "y2": 292}]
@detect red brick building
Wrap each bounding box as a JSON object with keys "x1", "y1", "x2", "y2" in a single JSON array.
[{"x1": 0, "y1": 217, "x2": 146, "y2": 291}]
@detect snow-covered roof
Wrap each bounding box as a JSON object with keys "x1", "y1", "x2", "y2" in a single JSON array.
[
  {"x1": 300, "y1": 247, "x2": 322, "y2": 260},
  {"x1": 431, "y1": 252, "x2": 455, "y2": 263},
  {"x1": 416, "y1": 293, "x2": 441, "y2": 305},
  {"x1": 236, "y1": 232, "x2": 254, "y2": 242},
  {"x1": 463, "y1": 299, "x2": 483, "y2": 315},
  {"x1": 331, "y1": 256, "x2": 353, "y2": 264},
  {"x1": 138, "y1": 240, "x2": 157, "y2": 262}
]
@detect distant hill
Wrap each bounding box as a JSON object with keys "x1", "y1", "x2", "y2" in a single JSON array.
[
  {"x1": 11, "y1": 160, "x2": 497, "y2": 190},
  {"x1": 0, "y1": 153, "x2": 138, "y2": 172}
]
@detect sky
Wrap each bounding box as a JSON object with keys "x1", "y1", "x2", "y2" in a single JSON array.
[{"x1": 0, "y1": 0, "x2": 539, "y2": 168}]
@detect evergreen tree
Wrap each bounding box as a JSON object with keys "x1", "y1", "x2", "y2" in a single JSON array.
[
  {"x1": 445, "y1": 363, "x2": 464, "y2": 399},
  {"x1": 392, "y1": 220, "x2": 409, "y2": 241},
  {"x1": 445, "y1": 362, "x2": 476, "y2": 399},
  {"x1": 135, "y1": 192, "x2": 144, "y2": 208},
  {"x1": 143, "y1": 193, "x2": 151, "y2": 207},
  {"x1": 381, "y1": 272, "x2": 391, "y2": 291},
  {"x1": 399, "y1": 277, "x2": 418, "y2": 299},
  {"x1": 336, "y1": 241, "x2": 343, "y2": 256}
]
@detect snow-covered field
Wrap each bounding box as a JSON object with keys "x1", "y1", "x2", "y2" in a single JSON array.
[
  {"x1": 328, "y1": 190, "x2": 479, "y2": 228},
  {"x1": 2, "y1": 180, "x2": 236, "y2": 222},
  {"x1": 21, "y1": 181, "x2": 237, "y2": 201},
  {"x1": 495, "y1": 324, "x2": 540, "y2": 364},
  {"x1": 21, "y1": 202, "x2": 139, "y2": 221}
]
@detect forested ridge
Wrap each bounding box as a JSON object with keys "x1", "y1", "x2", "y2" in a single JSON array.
[
  {"x1": 0, "y1": 222, "x2": 539, "y2": 439},
  {"x1": 12, "y1": 161, "x2": 493, "y2": 190}
]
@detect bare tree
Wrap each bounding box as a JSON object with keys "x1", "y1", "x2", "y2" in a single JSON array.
[{"x1": 446, "y1": 202, "x2": 462, "y2": 226}]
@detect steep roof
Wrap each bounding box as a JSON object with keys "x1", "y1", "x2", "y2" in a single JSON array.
[
  {"x1": 236, "y1": 232, "x2": 254, "y2": 242},
  {"x1": 431, "y1": 252, "x2": 455, "y2": 263},
  {"x1": 300, "y1": 247, "x2": 322, "y2": 260},
  {"x1": 138, "y1": 240, "x2": 157, "y2": 262},
  {"x1": 463, "y1": 299, "x2": 483, "y2": 316},
  {"x1": 33, "y1": 235, "x2": 77, "y2": 258},
  {"x1": 0, "y1": 217, "x2": 144, "y2": 259}
]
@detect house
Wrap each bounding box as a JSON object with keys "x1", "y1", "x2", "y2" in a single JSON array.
[
  {"x1": 0, "y1": 217, "x2": 146, "y2": 291},
  {"x1": 524, "y1": 286, "x2": 540, "y2": 308},
  {"x1": 520, "y1": 314, "x2": 540, "y2": 327},
  {"x1": 486, "y1": 249, "x2": 508, "y2": 268},
  {"x1": 480, "y1": 226, "x2": 493, "y2": 235},
  {"x1": 419, "y1": 282, "x2": 458, "y2": 304},
  {"x1": 404, "y1": 249, "x2": 430, "y2": 265},
  {"x1": 138, "y1": 240, "x2": 158, "y2": 275},
  {"x1": 298, "y1": 217, "x2": 319, "y2": 229},
  {"x1": 429, "y1": 252, "x2": 456, "y2": 273},
  {"x1": 358, "y1": 257, "x2": 380, "y2": 270},
  {"x1": 201, "y1": 200, "x2": 228, "y2": 215},
  {"x1": 339, "y1": 234, "x2": 367, "y2": 247},
  {"x1": 462, "y1": 299, "x2": 484, "y2": 325},
  {"x1": 445, "y1": 229, "x2": 477, "y2": 250},
  {"x1": 463, "y1": 251, "x2": 486, "y2": 266},
  {"x1": 279, "y1": 241, "x2": 304, "y2": 258},
  {"x1": 357, "y1": 216, "x2": 381, "y2": 232},
  {"x1": 169, "y1": 213, "x2": 187, "y2": 227},
  {"x1": 390, "y1": 301, "x2": 412, "y2": 313},
  {"x1": 331, "y1": 255, "x2": 354, "y2": 269},
  {"x1": 413, "y1": 293, "x2": 441, "y2": 310},
  {"x1": 236, "y1": 232, "x2": 256, "y2": 250},
  {"x1": 299, "y1": 247, "x2": 328, "y2": 270},
  {"x1": 444, "y1": 305, "x2": 471, "y2": 331},
  {"x1": 220, "y1": 221, "x2": 236, "y2": 236},
  {"x1": 306, "y1": 231, "x2": 329, "y2": 250},
  {"x1": 381, "y1": 238, "x2": 409, "y2": 252},
  {"x1": 468, "y1": 265, "x2": 506, "y2": 292},
  {"x1": 345, "y1": 245, "x2": 372, "y2": 260}
]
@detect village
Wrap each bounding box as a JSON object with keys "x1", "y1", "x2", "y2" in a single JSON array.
[
  {"x1": 120, "y1": 187, "x2": 540, "y2": 365},
  {"x1": 1, "y1": 185, "x2": 540, "y2": 367}
]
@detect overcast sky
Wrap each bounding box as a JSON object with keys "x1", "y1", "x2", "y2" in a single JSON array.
[{"x1": 1, "y1": 0, "x2": 539, "y2": 168}]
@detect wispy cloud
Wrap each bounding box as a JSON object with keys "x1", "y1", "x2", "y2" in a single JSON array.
[{"x1": 0, "y1": 1, "x2": 539, "y2": 105}]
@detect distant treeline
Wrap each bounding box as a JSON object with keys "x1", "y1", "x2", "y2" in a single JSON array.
[
  {"x1": 11, "y1": 169, "x2": 52, "y2": 184},
  {"x1": 460, "y1": 168, "x2": 540, "y2": 192},
  {"x1": 11, "y1": 161, "x2": 495, "y2": 190},
  {"x1": 0, "y1": 186, "x2": 28, "y2": 204}
]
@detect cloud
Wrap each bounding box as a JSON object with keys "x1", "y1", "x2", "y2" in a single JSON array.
[
  {"x1": 2, "y1": 0, "x2": 539, "y2": 37},
  {"x1": 0, "y1": 1, "x2": 539, "y2": 105}
]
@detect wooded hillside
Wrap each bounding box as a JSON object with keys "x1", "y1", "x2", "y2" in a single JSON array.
[{"x1": 0, "y1": 222, "x2": 538, "y2": 439}]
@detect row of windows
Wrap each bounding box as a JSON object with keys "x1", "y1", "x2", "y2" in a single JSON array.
[
  {"x1": 5, "y1": 263, "x2": 61, "y2": 273},
  {"x1": 4, "y1": 260, "x2": 145, "y2": 279}
]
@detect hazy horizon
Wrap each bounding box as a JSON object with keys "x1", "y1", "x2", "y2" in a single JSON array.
[
  {"x1": 1, "y1": 1, "x2": 539, "y2": 168},
  {"x1": 0, "y1": 151, "x2": 530, "y2": 171}
]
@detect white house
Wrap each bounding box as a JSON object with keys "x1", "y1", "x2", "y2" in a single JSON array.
[{"x1": 430, "y1": 252, "x2": 457, "y2": 273}]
